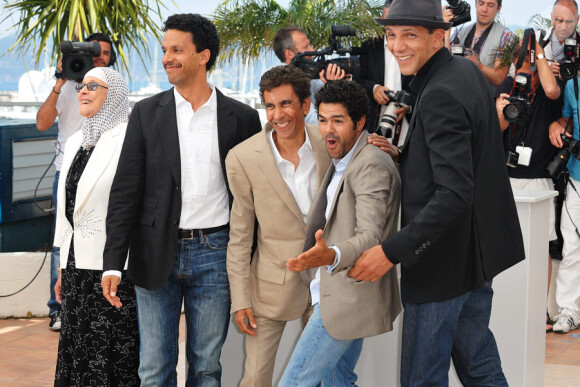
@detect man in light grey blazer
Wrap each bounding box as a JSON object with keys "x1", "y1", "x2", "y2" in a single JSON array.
[{"x1": 280, "y1": 80, "x2": 402, "y2": 386}]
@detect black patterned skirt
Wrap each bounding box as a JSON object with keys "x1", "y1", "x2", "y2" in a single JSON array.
[{"x1": 54, "y1": 244, "x2": 140, "y2": 386}]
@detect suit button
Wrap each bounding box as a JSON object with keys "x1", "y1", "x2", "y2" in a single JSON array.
[
  {"x1": 426, "y1": 241, "x2": 431, "y2": 246},
  {"x1": 422, "y1": 243, "x2": 427, "y2": 248},
  {"x1": 415, "y1": 249, "x2": 419, "y2": 255},
  {"x1": 176, "y1": 186, "x2": 180, "y2": 191},
  {"x1": 173, "y1": 218, "x2": 178, "y2": 225}
]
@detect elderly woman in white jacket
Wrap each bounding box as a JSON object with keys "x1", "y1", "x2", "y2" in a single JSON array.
[{"x1": 53, "y1": 67, "x2": 138, "y2": 386}]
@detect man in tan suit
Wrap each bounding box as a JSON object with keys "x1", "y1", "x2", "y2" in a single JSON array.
[
  {"x1": 280, "y1": 80, "x2": 401, "y2": 386},
  {"x1": 225, "y1": 65, "x2": 331, "y2": 387}
]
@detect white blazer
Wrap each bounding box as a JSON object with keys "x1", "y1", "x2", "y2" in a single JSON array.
[{"x1": 54, "y1": 122, "x2": 127, "y2": 270}]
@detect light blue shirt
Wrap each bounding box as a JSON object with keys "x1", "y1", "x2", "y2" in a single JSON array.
[
  {"x1": 310, "y1": 134, "x2": 363, "y2": 305},
  {"x1": 562, "y1": 79, "x2": 580, "y2": 181}
]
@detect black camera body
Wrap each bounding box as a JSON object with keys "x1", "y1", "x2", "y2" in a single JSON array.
[
  {"x1": 376, "y1": 90, "x2": 414, "y2": 141},
  {"x1": 547, "y1": 134, "x2": 580, "y2": 178},
  {"x1": 503, "y1": 73, "x2": 532, "y2": 122},
  {"x1": 446, "y1": 0, "x2": 472, "y2": 27},
  {"x1": 559, "y1": 38, "x2": 580, "y2": 81},
  {"x1": 59, "y1": 41, "x2": 101, "y2": 80},
  {"x1": 290, "y1": 25, "x2": 361, "y2": 80}
]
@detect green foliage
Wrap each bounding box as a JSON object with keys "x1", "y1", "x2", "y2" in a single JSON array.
[
  {"x1": 1, "y1": 0, "x2": 173, "y2": 74},
  {"x1": 212, "y1": 0, "x2": 385, "y2": 64}
]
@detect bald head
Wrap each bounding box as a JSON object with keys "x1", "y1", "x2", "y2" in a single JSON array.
[{"x1": 552, "y1": 0, "x2": 579, "y2": 42}]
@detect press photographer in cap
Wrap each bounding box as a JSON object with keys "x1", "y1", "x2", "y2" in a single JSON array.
[
  {"x1": 35, "y1": 32, "x2": 116, "y2": 332},
  {"x1": 444, "y1": 0, "x2": 515, "y2": 92},
  {"x1": 495, "y1": 29, "x2": 562, "y2": 333},
  {"x1": 348, "y1": 0, "x2": 524, "y2": 385}
]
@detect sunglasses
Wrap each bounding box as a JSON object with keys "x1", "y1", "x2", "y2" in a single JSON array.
[{"x1": 76, "y1": 82, "x2": 108, "y2": 93}]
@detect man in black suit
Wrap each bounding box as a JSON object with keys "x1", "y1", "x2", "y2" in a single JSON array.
[
  {"x1": 349, "y1": 0, "x2": 525, "y2": 385},
  {"x1": 101, "y1": 14, "x2": 261, "y2": 386}
]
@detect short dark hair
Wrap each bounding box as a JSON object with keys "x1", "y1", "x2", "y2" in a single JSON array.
[
  {"x1": 383, "y1": 0, "x2": 393, "y2": 8},
  {"x1": 273, "y1": 26, "x2": 307, "y2": 62},
  {"x1": 85, "y1": 32, "x2": 116, "y2": 67},
  {"x1": 163, "y1": 13, "x2": 220, "y2": 70},
  {"x1": 315, "y1": 80, "x2": 369, "y2": 129},
  {"x1": 497, "y1": 0, "x2": 502, "y2": 7},
  {"x1": 259, "y1": 65, "x2": 311, "y2": 105}
]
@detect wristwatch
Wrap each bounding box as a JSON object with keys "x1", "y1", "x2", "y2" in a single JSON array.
[{"x1": 537, "y1": 53, "x2": 545, "y2": 60}]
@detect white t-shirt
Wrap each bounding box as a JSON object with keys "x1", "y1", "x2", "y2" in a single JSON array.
[{"x1": 55, "y1": 80, "x2": 84, "y2": 171}]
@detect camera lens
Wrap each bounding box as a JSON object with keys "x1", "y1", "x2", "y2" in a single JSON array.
[
  {"x1": 70, "y1": 59, "x2": 86, "y2": 74},
  {"x1": 503, "y1": 104, "x2": 520, "y2": 121}
]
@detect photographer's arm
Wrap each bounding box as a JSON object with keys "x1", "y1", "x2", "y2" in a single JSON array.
[
  {"x1": 536, "y1": 44, "x2": 560, "y2": 100},
  {"x1": 37, "y1": 78, "x2": 65, "y2": 131},
  {"x1": 495, "y1": 93, "x2": 510, "y2": 131},
  {"x1": 37, "y1": 58, "x2": 65, "y2": 131},
  {"x1": 442, "y1": 6, "x2": 455, "y2": 50},
  {"x1": 549, "y1": 117, "x2": 570, "y2": 148}
]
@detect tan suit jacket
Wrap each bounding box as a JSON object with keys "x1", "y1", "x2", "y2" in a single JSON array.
[
  {"x1": 301, "y1": 131, "x2": 402, "y2": 340},
  {"x1": 226, "y1": 124, "x2": 330, "y2": 321}
]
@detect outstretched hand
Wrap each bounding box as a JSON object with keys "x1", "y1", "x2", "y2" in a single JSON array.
[{"x1": 287, "y1": 230, "x2": 336, "y2": 272}]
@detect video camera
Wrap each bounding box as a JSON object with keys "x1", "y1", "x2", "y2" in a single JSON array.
[
  {"x1": 290, "y1": 25, "x2": 361, "y2": 80},
  {"x1": 450, "y1": 45, "x2": 474, "y2": 57},
  {"x1": 445, "y1": 0, "x2": 471, "y2": 27},
  {"x1": 376, "y1": 90, "x2": 414, "y2": 141},
  {"x1": 503, "y1": 73, "x2": 532, "y2": 122},
  {"x1": 58, "y1": 41, "x2": 101, "y2": 80},
  {"x1": 559, "y1": 37, "x2": 580, "y2": 81},
  {"x1": 547, "y1": 134, "x2": 580, "y2": 179}
]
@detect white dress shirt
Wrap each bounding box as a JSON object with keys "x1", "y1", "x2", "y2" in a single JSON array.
[
  {"x1": 267, "y1": 127, "x2": 317, "y2": 222},
  {"x1": 174, "y1": 84, "x2": 230, "y2": 229},
  {"x1": 310, "y1": 134, "x2": 362, "y2": 306}
]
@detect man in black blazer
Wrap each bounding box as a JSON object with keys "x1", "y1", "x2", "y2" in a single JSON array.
[
  {"x1": 349, "y1": 0, "x2": 525, "y2": 385},
  {"x1": 101, "y1": 14, "x2": 261, "y2": 386}
]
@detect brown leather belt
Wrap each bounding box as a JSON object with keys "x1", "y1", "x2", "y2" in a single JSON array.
[{"x1": 178, "y1": 224, "x2": 229, "y2": 240}]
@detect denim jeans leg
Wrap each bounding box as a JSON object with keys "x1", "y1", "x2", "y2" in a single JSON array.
[
  {"x1": 279, "y1": 304, "x2": 363, "y2": 387},
  {"x1": 135, "y1": 279, "x2": 183, "y2": 387},
  {"x1": 182, "y1": 229, "x2": 230, "y2": 387},
  {"x1": 48, "y1": 172, "x2": 61, "y2": 316},
  {"x1": 400, "y1": 293, "x2": 469, "y2": 387},
  {"x1": 451, "y1": 282, "x2": 507, "y2": 387}
]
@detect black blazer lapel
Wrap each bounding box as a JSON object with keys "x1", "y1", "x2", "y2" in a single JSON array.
[
  {"x1": 156, "y1": 88, "x2": 181, "y2": 185},
  {"x1": 216, "y1": 89, "x2": 236, "y2": 180}
]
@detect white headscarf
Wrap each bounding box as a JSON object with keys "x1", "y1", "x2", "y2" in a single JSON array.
[{"x1": 81, "y1": 67, "x2": 130, "y2": 149}]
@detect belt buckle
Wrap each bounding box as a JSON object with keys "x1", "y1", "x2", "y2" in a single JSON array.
[{"x1": 181, "y1": 229, "x2": 194, "y2": 240}]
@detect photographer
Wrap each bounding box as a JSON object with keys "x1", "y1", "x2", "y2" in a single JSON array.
[
  {"x1": 496, "y1": 34, "x2": 562, "y2": 332},
  {"x1": 36, "y1": 32, "x2": 116, "y2": 332},
  {"x1": 540, "y1": 0, "x2": 579, "y2": 78},
  {"x1": 273, "y1": 26, "x2": 346, "y2": 124},
  {"x1": 445, "y1": 0, "x2": 514, "y2": 91},
  {"x1": 356, "y1": 0, "x2": 412, "y2": 148},
  {"x1": 548, "y1": 73, "x2": 580, "y2": 333}
]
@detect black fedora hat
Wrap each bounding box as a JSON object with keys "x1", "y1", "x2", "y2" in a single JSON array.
[{"x1": 376, "y1": 0, "x2": 452, "y2": 30}]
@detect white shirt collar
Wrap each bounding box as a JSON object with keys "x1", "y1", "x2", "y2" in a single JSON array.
[
  {"x1": 173, "y1": 83, "x2": 217, "y2": 113},
  {"x1": 268, "y1": 125, "x2": 313, "y2": 167}
]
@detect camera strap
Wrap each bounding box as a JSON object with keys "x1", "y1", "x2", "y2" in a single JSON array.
[
  {"x1": 463, "y1": 23, "x2": 493, "y2": 54},
  {"x1": 516, "y1": 29, "x2": 536, "y2": 72}
]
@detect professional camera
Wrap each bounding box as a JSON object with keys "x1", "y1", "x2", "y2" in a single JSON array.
[
  {"x1": 559, "y1": 38, "x2": 580, "y2": 81},
  {"x1": 502, "y1": 73, "x2": 532, "y2": 122},
  {"x1": 547, "y1": 134, "x2": 580, "y2": 179},
  {"x1": 58, "y1": 40, "x2": 101, "y2": 80},
  {"x1": 446, "y1": 0, "x2": 471, "y2": 27},
  {"x1": 450, "y1": 44, "x2": 474, "y2": 57},
  {"x1": 376, "y1": 90, "x2": 414, "y2": 141},
  {"x1": 290, "y1": 25, "x2": 361, "y2": 80}
]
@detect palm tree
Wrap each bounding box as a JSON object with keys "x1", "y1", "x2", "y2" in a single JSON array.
[
  {"x1": 1, "y1": 0, "x2": 172, "y2": 73},
  {"x1": 212, "y1": 0, "x2": 385, "y2": 65}
]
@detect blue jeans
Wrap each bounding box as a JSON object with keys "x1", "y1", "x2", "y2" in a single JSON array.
[
  {"x1": 401, "y1": 282, "x2": 507, "y2": 387},
  {"x1": 48, "y1": 171, "x2": 61, "y2": 316},
  {"x1": 279, "y1": 304, "x2": 363, "y2": 387},
  {"x1": 135, "y1": 229, "x2": 231, "y2": 387}
]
